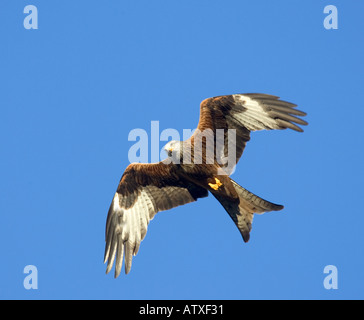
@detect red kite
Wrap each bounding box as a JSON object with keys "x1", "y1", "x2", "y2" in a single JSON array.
[{"x1": 104, "y1": 93, "x2": 307, "y2": 277}]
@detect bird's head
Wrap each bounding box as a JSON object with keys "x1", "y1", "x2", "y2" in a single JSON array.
[{"x1": 163, "y1": 140, "x2": 182, "y2": 163}]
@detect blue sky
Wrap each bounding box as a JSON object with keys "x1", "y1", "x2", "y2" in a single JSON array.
[{"x1": 1, "y1": 0, "x2": 363, "y2": 299}]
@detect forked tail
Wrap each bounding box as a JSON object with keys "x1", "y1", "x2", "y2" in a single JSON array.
[{"x1": 212, "y1": 178, "x2": 284, "y2": 242}]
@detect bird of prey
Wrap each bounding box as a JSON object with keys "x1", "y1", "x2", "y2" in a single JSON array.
[{"x1": 104, "y1": 93, "x2": 307, "y2": 277}]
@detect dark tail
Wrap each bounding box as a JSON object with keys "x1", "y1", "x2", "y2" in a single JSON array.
[{"x1": 212, "y1": 178, "x2": 283, "y2": 242}]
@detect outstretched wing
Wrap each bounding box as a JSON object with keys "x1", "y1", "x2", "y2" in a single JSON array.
[
  {"x1": 104, "y1": 160, "x2": 208, "y2": 277},
  {"x1": 188, "y1": 93, "x2": 308, "y2": 173}
]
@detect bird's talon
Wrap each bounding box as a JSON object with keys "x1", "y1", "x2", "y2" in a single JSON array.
[{"x1": 208, "y1": 178, "x2": 223, "y2": 190}]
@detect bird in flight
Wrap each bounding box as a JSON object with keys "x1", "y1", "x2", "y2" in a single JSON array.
[{"x1": 104, "y1": 93, "x2": 308, "y2": 277}]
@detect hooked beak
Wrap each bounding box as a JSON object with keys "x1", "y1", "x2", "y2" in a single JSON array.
[{"x1": 166, "y1": 146, "x2": 173, "y2": 157}]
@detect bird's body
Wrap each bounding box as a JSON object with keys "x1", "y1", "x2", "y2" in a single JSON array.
[{"x1": 104, "y1": 93, "x2": 307, "y2": 277}]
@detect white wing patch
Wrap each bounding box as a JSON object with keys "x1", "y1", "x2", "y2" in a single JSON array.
[
  {"x1": 104, "y1": 185, "x2": 197, "y2": 277},
  {"x1": 232, "y1": 95, "x2": 281, "y2": 131},
  {"x1": 232, "y1": 94, "x2": 307, "y2": 132}
]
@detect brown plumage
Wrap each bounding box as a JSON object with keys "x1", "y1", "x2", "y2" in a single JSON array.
[{"x1": 104, "y1": 93, "x2": 308, "y2": 277}]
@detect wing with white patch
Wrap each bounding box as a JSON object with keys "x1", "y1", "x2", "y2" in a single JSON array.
[
  {"x1": 231, "y1": 94, "x2": 308, "y2": 132},
  {"x1": 190, "y1": 93, "x2": 307, "y2": 173},
  {"x1": 104, "y1": 161, "x2": 208, "y2": 277}
]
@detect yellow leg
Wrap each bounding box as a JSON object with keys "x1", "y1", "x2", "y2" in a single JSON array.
[{"x1": 208, "y1": 178, "x2": 223, "y2": 190}]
